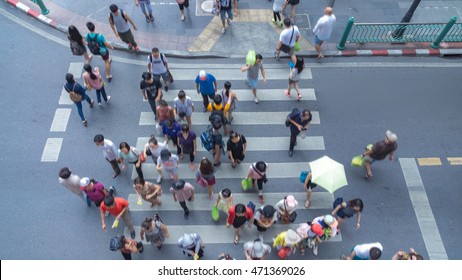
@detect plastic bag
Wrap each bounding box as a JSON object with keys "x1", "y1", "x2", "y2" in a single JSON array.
[
  {"x1": 241, "y1": 178, "x2": 253, "y2": 191},
  {"x1": 246, "y1": 50, "x2": 256, "y2": 66}
]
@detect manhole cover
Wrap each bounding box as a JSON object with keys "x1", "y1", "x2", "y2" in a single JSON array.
[{"x1": 196, "y1": 0, "x2": 214, "y2": 16}]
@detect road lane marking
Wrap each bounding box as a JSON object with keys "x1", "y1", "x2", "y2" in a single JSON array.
[
  {"x1": 417, "y1": 157, "x2": 442, "y2": 166},
  {"x1": 68, "y1": 62, "x2": 83, "y2": 77},
  {"x1": 59, "y1": 87, "x2": 73, "y2": 105},
  {"x1": 399, "y1": 158, "x2": 448, "y2": 260},
  {"x1": 50, "y1": 109, "x2": 71, "y2": 132},
  {"x1": 447, "y1": 157, "x2": 462, "y2": 165},
  {"x1": 41, "y1": 138, "x2": 63, "y2": 162}
]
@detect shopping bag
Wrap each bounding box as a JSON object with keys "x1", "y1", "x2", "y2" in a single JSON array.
[
  {"x1": 241, "y1": 178, "x2": 252, "y2": 191},
  {"x1": 294, "y1": 41, "x2": 301, "y2": 52},
  {"x1": 211, "y1": 206, "x2": 219, "y2": 221},
  {"x1": 351, "y1": 155, "x2": 364, "y2": 167}
]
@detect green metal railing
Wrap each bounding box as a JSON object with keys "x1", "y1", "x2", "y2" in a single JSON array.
[{"x1": 337, "y1": 16, "x2": 461, "y2": 50}]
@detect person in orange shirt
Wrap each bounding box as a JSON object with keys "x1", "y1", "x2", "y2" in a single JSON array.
[{"x1": 100, "y1": 195, "x2": 136, "y2": 239}]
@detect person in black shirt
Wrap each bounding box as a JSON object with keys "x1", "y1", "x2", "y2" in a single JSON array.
[
  {"x1": 227, "y1": 130, "x2": 247, "y2": 168},
  {"x1": 287, "y1": 109, "x2": 312, "y2": 157},
  {"x1": 140, "y1": 72, "x2": 162, "y2": 118},
  {"x1": 361, "y1": 130, "x2": 398, "y2": 179}
]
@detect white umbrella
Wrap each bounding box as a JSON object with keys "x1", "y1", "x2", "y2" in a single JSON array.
[{"x1": 308, "y1": 156, "x2": 348, "y2": 193}]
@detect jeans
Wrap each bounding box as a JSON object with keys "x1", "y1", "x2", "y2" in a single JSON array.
[
  {"x1": 138, "y1": 0, "x2": 152, "y2": 14},
  {"x1": 74, "y1": 93, "x2": 92, "y2": 121},
  {"x1": 96, "y1": 86, "x2": 108, "y2": 103}
]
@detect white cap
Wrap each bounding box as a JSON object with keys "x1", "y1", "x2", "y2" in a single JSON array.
[{"x1": 80, "y1": 177, "x2": 90, "y2": 187}]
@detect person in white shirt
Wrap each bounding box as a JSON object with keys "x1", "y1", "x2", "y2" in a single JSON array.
[
  {"x1": 94, "y1": 134, "x2": 120, "y2": 178},
  {"x1": 312, "y1": 7, "x2": 336, "y2": 59},
  {"x1": 343, "y1": 242, "x2": 383, "y2": 260},
  {"x1": 275, "y1": 18, "x2": 300, "y2": 64},
  {"x1": 144, "y1": 135, "x2": 169, "y2": 184}
]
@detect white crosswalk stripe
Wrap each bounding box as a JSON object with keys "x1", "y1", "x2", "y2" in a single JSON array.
[
  {"x1": 168, "y1": 68, "x2": 313, "y2": 81},
  {"x1": 139, "y1": 111, "x2": 321, "y2": 126}
]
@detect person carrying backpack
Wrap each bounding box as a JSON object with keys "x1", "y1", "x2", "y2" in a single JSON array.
[
  {"x1": 287, "y1": 108, "x2": 311, "y2": 157},
  {"x1": 207, "y1": 94, "x2": 231, "y2": 135},
  {"x1": 85, "y1": 21, "x2": 114, "y2": 82},
  {"x1": 148, "y1": 48, "x2": 172, "y2": 92},
  {"x1": 108, "y1": 4, "x2": 139, "y2": 52}
]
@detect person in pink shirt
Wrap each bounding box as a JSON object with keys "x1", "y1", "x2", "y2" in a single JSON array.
[
  {"x1": 82, "y1": 64, "x2": 111, "y2": 106},
  {"x1": 246, "y1": 161, "x2": 268, "y2": 203}
]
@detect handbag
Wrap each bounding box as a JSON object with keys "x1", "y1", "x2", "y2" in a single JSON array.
[
  {"x1": 241, "y1": 178, "x2": 252, "y2": 191},
  {"x1": 280, "y1": 27, "x2": 294, "y2": 54},
  {"x1": 299, "y1": 171, "x2": 308, "y2": 183},
  {"x1": 294, "y1": 41, "x2": 301, "y2": 52},
  {"x1": 211, "y1": 206, "x2": 219, "y2": 221},
  {"x1": 65, "y1": 84, "x2": 82, "y2": 102},
  {"x1": 70, "y1": 40, "x2": 85, "y2": 56},
  {"x1": 283, "y1": 201, "x2": 297, "y2": 224},
  {"x1": 351, "y1": 155, "x2": 364, "y2": 167},
  {"x1": 196, "y1": 175, "x2": 208, "y2": 188},
  {"x1": 277, "y1": 247, "x2": 291, "y2": 259}
]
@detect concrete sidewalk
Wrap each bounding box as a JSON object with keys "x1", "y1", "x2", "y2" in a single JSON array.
[{"x1": 4, "y1": 0, "x2": 462, "y2": 57}]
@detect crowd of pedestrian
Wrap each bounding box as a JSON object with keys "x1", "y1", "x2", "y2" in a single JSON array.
[{"x1": 58, "y1": 2, "x2": 416, "y2": 261}]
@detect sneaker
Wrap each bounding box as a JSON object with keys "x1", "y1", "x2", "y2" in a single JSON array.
[
  {"x1": 130, "y1": 231, "x2": 136, "y2": 239},
  {"x1": 149, "y1": 14, "x2": 154, "y2": 21},
  {"x1": 274, "y1": 51, "x2": 280, "y2": 61},
  {"x1": 146, "y1": 15, "x2": 150, "y2": 22},
  {"x1": 106, "y1": 75, "x2": 113, "y2": 83},
  {"x1": 181, "y1": 15, "x2": 185, "y2": 21},
  {"x1": 109, "y1": 186, "x2": 117, "y2": 196},
  {"x1": 164, "y1": 86, "x2": 169, "y2": 92},
  {"x1": 134, "y1": 46, "x2": 140, "y2": 52},
  {"x1": 82, "y1": 120, "x2": 88, "y2": 126},
  {"x1": 297, "y1": 93, "x2": 302, "y2": 100},
  {"x1": 156, "y1": 175, "x2": 163, "y2": 184},
  {"x1": 254, "y1": 97, "x2": 259, "y2": 104},
  {"x1": 106, "y1": 96, "x2": 111, "y2": 103},
  {"x1": 222, "y1": 28, "x2": 226, "y2": 34},
  {"x1": 313, "y1": 243, "x2": 318, "y2": 256},
  {"x1": 128, "y1": 43, "x2": 133, "y2": 50},
  {"x1": 284, "y1": 90, "x2": 291, "y2": 97},
  {"x1": 288, "y1": 150, "x2": 293, "y2": 157},
  {"x1": 90, "y1": 100, "x2": 95, "y2": 108},
  {"x1": 272, "y1": 19, "x2": 277, "y2": 25},
  {"x1": 227, "y1": 18, "x2": 232, "y2": 26},
  {"x1": 98, "y1": 102, "x2": 102, "y2": 107}
]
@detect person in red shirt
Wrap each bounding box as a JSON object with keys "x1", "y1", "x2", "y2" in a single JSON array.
[{"x1": 100, "y1": 196, "x2": 136, "y2": 239}]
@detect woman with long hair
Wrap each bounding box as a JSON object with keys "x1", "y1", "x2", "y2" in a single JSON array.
[
  {"x1": 82, "y1": 64, "x2": 110, "y2": 106},
  {"x1": 67, "y1": 25, "x2": 92, "y2": 64}
]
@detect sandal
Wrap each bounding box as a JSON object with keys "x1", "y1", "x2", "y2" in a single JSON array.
[
  {"x1": 112, "y1": 172, "x2": 120, "y2": 178},
  {"x1": 304, "y1": 200, "x2": 310, "y2": 208},
  {"x1": 233, "y1": 235, "x2": 239, "y2": 245},
  {"x1": 284, "y1": 90, "x2": 291, "y2": 97}
]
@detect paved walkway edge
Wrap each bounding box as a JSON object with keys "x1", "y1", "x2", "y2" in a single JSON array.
[{"x1": 4, "y1": 0, "x2": 462, "y2": 58}]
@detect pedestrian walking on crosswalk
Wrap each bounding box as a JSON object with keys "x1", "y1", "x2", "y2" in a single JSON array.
[
  {"x1": 148, "y1": 48, "x2": 171, "y2": 91},
  {"x1": 140, "y1": 72, "x2": 162, "y2": 119},
  {"x1": 220, "y1": 81, "x2": 238, "y2": 124},
  {"x1": 140, "y1": 214, "x2": 170, "y2": 250},
  {"x1": 241, "y1": 54, "x2": 267, "y2": 104},
  {"x1": 80, "y1": 177, "x2": 115, "y2": 207},
  {"x1": 67, "y1": 25, "x2": 92, "y2": 64},
  {"x1": 173, "y1": 90, "x2": 194, "y2": 129},
  {"x1": 301, "y1": 166, "x2": 317, "y2": 208},
  {"x1": 207, "y1": 94, "x2": 231, "y2": 135},
  {"x1": 64, "y1": 73, "x2": 94, "y2": 126},
  {"x1": 310, "y1": 214, "x2": 338, "y2": 256},
  {"x1": 170, "y1": 180, "x2": 195, "y2": 219},
  {"x1": 196, "y1": 70, "x2": 217, "y2": 111},
  {"x1": 246, "y1": 161, "x2": 268, "y2": 203},
  {"x1": 361, "y1": 130, "x2": 398, "y2": 179},
  {"x1": 243, "y1": 239, "x2": 271, "y2": 260},
  {"x1": 110, "y1": 235, "x2": 143, "y2": 260},
  {"x1": 215, "y1": 188, "x2": 234, "y2": 213},
  {"x1": 85, "y1": 22, "x2": 114, "y2": 82},
  {"x1": 100, "y1": 195, "x2": 136, "y2": 239},
  {"x1": 272, "y1": 229, "x2": 301, "y2": 259},
  {"x1": 226, "y1": 203, "x2": 254, "y2": 244},
  {"x1": 82, "y1": 64, "x2": 111, "y2": 106},
  {"x1": 285, "y1": 57, "x2": 304, "y2": 100},
  {"x1": 143, "y1": 136, "x2": 169, "y2": 183},
  {"x1": 178, "y1": 233, "x2": 204, "y2": 260},
  {"x1": 332, "y1": 198, "x2": 363, "y2": 230},
  {"x1": 118, "y1": 142, "x2": 144, "y2": 180},
  {"x1": 197, "y1": 157, "x2": 217, "y2": 199},
  {"x1": 177, "y1": 124, "x2": 197, "y2": 171},
  {"x1": 275, "y1": 195, "x2": 298, "y2": 224},
  {"x1": 133, "y1": 177, "x2": 162, "y2": 207},
  {"x1": 253, "y1": 205, "x2": 277, "y2": 242},
  {"x1": 58, "y1": 167, "x2": 85, "y2": 202},
  {"x1": 227, "y1": 130, "x2": 246, "y2": 168},
  {"x1": 94, "y1": 135, "x2": 121, "y2": 178},
  {"x1": 162, "y1": 119, "x2": 181, "y2": 155},
  {"x1": 342, "y1": 242, "x2": 383, "y2": 260},
  {"x1": 287, "y1": 109, "x2": 312, "y2": 157},
  {"x1": 156, "y1": 100, "x2": 175, "y2": 134},
  {"x1": 109, "y1": 4, "x2": 140, "y2": 52},
  {"x1": 157, "y1": 150, "x2": 180, "y2": 182}
]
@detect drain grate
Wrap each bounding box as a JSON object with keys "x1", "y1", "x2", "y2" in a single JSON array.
[
  {"x1": 295, "y1": 14, "x2": 311, "y2": 29},
  {"x1": 196, "y1": 0, "x2": 215, "y2": 16}
]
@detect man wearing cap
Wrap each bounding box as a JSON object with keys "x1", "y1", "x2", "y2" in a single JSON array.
[
  {"x1": 100, "y1": 195, "x2": 136, "y2": 239},
  {"x1": 275, "y1": 195, "x2": 298, "y2": 224},
  {"x1": 170, "y1": 180, "x2": 195, "y2": 219},
  {"x1": 362, "y1": 130, "x2": 398, "y2": 179},
  {"x1": 80, "y1": 177, "x2": 115, "y2": 207},
  {"x1": 343, "y1": 242, "x2": 383, "y2": 260},
  {"x1": 253, "y1": 205, "x2": 277, "y2": 241},
  {"x1": 177, "y1": 233, "x2": 204, "y2": 259},
  {"x1": 243, "y1": 239, "x2": 271, "y2": 260},
  {"x1": 195, "y1": 70, "x2": 217, "y2": 112}
]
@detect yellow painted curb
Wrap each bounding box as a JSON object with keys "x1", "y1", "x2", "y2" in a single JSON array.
[
  {"x1": 447, "y1": 157, "x2": 462, "y2": 165},
  {"x1": 417, "y1": 158, "x2": 442, "y2": 166}
]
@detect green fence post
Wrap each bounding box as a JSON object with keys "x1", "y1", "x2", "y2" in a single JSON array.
[
  {"x1": 30, "y1": 0, "x2": 50, "y2": 15},
  {"x1": 431, "y1": 16, "x2": 457, "y2": 48},
  {"x1": 337, "y1": 17, "x2": 355, "y2": 50}
]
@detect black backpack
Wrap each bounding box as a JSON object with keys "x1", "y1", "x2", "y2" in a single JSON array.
[
  {"x1": 209, "y1": 107, "x2": 226, "y2": 127},
  {"x1": 87, "y1": 33, "x2": 101, "y2": 55},
  {"x1": 285, "y1": 108, "x2": 300, "y2": 127}
]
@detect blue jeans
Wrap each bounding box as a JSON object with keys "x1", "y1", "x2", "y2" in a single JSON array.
[
  {"x1": 96, "y1": 86, "x2": 108, "y2": 103},
  {"x1": 139, "y1": 0, "x2": 152, "y2": 14},
  {"x1": 74, "y1": 93, "x2": 92, "y2": 121},
  {"x1": 220, "y1": 8, "x2": 233, "y2": 20}
]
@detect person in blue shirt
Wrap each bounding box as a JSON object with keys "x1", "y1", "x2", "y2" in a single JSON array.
[
  {"x1": 162, "y1": 119, "x2": 181, "y2": 155},
  {"x1": 64, "y1": 73, "x2": 94, "y2": 126},
  {"x1": 287, "y1": 109, "x2": 311, "y2": 157},
  {"x1": 195, "y1": 70, "x2": 217, "y2": 112}
]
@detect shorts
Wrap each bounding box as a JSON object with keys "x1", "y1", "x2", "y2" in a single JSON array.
[
  {"x1": 205, "y1": 176, "x2": 216, "y2": 186},
  {"x1": 289, "y1": 78, "x2": 299, "y2": 84},
  {"x1": 153, "y1": 71, "x2": 170, "y2": 82},
  {"x1": 100, "y1": 50, "x2": 110, "y2": 61},
  {"x1": 363, "y1": 155, "x2": 374, "y2": 163},
  {"x1": 288, "y1": 47, "x2": 295, "y2": 56},
  {"x1": 314, "y1": 35, "x2": 323, "y2": 46},
  {"x1": 220, "y1": 8, "x2": 233, "y2": 20},
  {"x1": 247, "y1": 78, "x2": 257, "y2": 89},
  {"x1": 288, "y1": 0, "x2": 300, "y2": 5}
]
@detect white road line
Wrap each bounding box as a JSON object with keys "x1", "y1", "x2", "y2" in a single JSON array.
[
  {"x1": 59, "y1": 88, "x2": 73, "y2": 105},
  {"x1": 41, "y1": 138, "x2": 63, "y2": 162},
  {"x1": 135, "y1": 136, "x2": 325, "y2": 152},
  {"x1": 128, "y1": 192, "x2": 333, "y2": 211},
  {"x1": 139, "y1": 111, "x2": 320, "y2": 126},
  {"x1": 399, "y1": 158, "x2": 448, "y2": 260},
  {"x1": 68, "y1": 62, "x2": 84, "y2": 77},
  {"x1": 50, "y1": 109, "x2": 71, "y2": 132},
  {"x1": 132, "y1": 162, "x2": 310, "y2": 180},
  {"x1": 124, "y1": 224, "x2": 342, "y2": 245},
  {"x1": 152, "y1": 88, "x2": 316, "y2": 102}
]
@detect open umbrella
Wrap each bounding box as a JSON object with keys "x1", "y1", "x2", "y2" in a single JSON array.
[{"x1": 308, "y1": 156, "x2": 348, "y2": 193}]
